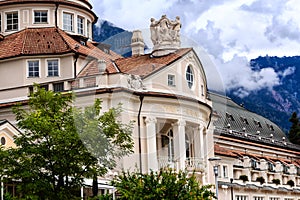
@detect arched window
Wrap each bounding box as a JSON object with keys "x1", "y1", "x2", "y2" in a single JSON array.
[
  {"x1": 186, "y1": 65, "x2": 194, "y2": 88},
  {"x1": 0, "y1": 137, "x2": 5, "y2": 145}
]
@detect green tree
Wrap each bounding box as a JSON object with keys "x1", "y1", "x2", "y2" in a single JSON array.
[
  {"x1": 3, "y1": 86, "x2": 133, "y2": 199},
  {"x1": 112, "y1": 169, "x2": 216, "y2": 200},
  {"x1": 288, "y1": 112, "x2": 300, "y2": 144}
]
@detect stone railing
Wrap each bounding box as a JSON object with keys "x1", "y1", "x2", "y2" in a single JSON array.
[
  {"x1": 157, "y1": 156, "x2": 176, "y2": 170},
  {"x1": 185, "y1": 157, "x2": 206, "y2": 172}
]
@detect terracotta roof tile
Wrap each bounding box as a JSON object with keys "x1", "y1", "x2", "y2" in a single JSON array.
[
  {"x1": 114, "y1": 48, "x2": 192, "y2": 78},
  {"x1": 215, "y1": 144, "x2": 300, "y2": 166},
  {"x1": 0, "y1": 27, "x2": 71, "y2": 59},
  {"x1": 0, "y1": 27, "x2": 122, "y2": 64}
]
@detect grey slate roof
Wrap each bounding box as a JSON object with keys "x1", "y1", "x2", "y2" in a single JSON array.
[{"x1": 209, "y1": 92, "x2": 300, "y2": 150}]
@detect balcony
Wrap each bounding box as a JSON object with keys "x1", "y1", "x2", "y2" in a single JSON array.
[
  {"x1": 157, "y1": 157, "x2": 205, "y2": 172},
  {"x1": 185, "y1": 158, "x2": 206, "y2": 172}
]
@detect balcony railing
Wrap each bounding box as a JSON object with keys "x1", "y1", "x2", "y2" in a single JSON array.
[
  {"x1": 158, "y1": 156, "x2": 176, "y2": 170},
  {"x1": 185, "y1": 157, "x2": 206, "y2": 172}
]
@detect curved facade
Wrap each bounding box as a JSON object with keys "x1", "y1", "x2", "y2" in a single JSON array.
[
  {"x1": 0, "y1": 0, "x2": 96, "y2": 39},
  {"x1": 0, "y1": 1, "x2": 299, "y2": 199}
]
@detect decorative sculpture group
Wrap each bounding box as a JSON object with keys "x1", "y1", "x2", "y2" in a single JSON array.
[{"x1": 150, "y1": 15, "x2": 181, "y2": 56}]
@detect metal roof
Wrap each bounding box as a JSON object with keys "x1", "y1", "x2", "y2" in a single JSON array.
[{"x1": 209, "y1": 92, "x2": 299, "y2": 149}]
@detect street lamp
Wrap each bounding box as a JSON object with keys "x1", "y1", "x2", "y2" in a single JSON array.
[
  {"x1": 230, "y1": 178, "x2": 234, "y2": 200},
  {"x1": 208, "y1": 157, "x2": 221, "y2": 199}
]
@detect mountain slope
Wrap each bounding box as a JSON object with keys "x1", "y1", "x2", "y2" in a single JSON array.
[{"x1": 227, "y1": 56, "x2": 300, "y2": 133}]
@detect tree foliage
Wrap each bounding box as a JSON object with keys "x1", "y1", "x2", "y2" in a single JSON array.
[
  {"x1": 2, "y1": 86, "x2": 134, "y2": 199},
  {"x1": 288, "y1": 112, "x2": 300, "y2": 144},
  {"x1": 112, "y1": 169, "x2": 216, "y2": 200}
]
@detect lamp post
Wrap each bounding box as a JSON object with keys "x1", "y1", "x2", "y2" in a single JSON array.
[
  {"x1": 208, "y1": 157, "x2": 221, "y2": 199},
  {"x1": 230, "y1": 178, "x2": 234, "y2": 200}
]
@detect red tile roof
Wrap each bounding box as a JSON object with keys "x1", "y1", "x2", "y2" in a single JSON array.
[
  {"x1": 215, "y1": 144, "x2": 300, "y2": 166},
  {"x1": 114, "y1": 48, "x2": 192, "y2": 78},
  {"x1": 0, "y1": 27, "x2": 122, "y2": 62}
]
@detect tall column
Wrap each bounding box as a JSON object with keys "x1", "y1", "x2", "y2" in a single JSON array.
[
  {"x1": 194, "y1": 125, "x2": 204, "y2": 159},
  {"x1": 173, "y1": 120, "x2": 186, "y2": 170},
  {"x1": 145, "y1": 117, "x2": 158, "y2": 172}
]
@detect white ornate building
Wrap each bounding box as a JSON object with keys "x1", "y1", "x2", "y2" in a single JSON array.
[{"x1": 0, "y1": 1, "x2": 299, "y2": 200}]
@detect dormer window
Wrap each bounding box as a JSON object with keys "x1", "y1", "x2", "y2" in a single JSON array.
[
  {"x1": 268, "y1": 162, "x2": 275, "y2": 172},
  {"x1": 63, "y1": 12, "x2": 73, "y2": 32},
  {"x1": 6, "y1": 11, "x2": 18, "y2": 31},
  {"x1": 283, "y1": 165, "x2": 289, "y2": 174},
  {"x1": 226, "y1": 113, "x2": 235, "y2": 121},
  {"x1": 240, "y1": 116, "x2": 249, "y2": 124},
  {"x1": 251, "y1": 159, "x2": 258, "y2": 169},
  {"x1": 34, "y1": 10, "x2": 48, "y2": 23},
  {"x1": 186, "y1": 65, "x2": 194, "y2": 89}
]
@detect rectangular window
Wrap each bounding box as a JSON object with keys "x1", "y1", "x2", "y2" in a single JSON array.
[
  {"x1": 77, "y1": 16, "x2": 84, "y2": 35},
  {"x1": 269, "y1": 198, "x2": 280, "y2": 200},
  {"x1": 63, "y1": 12, "x2": 73, "y2": 31},
  {"x1": 34, "y1": 11, "x2": 48, "y2": 23},
  {"x1": 28, "y1": 60, "x2": 39, "y2": 77},
  {"x1": 236, "y1": 195, "x2": 248, "y2": 200},
  {"x1": 201, "y1": 85, "x2": 204, "y2": 96},
  {"x1": 168, "y1": 74, "x2": 175, "y2": 86},
  {"x1": 40, "y1": 84, "x2": 49, "y2": 91},
  {"x1": 47, "y1": 59, "x2": 59, "y2": 77},
  {"x1": 223, "y1": 165, "x2": 228, "y2": 178},
  {"x1": 6, "y1": 12, "x2": 18, "y2": 31},
  {"x1": 53, "y1": 82, "x2": 64, "y2": 92},
  {"x1": 254, "y1": 197, "x2": 264, "y2": 200},
  {"x1": 0, "y1": 14, "x2": 2, "y2": 32}
]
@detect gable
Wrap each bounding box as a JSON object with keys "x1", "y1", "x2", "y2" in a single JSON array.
[
  {"x1": 0, "y1": 120, "x2": 20, "y2": 148},
  {"x1": 142, "y1": 49, "x2": 208, "y2": 100}
]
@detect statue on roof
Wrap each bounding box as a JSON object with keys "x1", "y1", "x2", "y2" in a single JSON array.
[{"x1": 150, "y1": 15, "x2": 181, "y2": 56}]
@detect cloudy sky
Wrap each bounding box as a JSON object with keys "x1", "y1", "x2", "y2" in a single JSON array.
[{"x1": 90, "y1": 0, "x2": 300, "y2": 97}]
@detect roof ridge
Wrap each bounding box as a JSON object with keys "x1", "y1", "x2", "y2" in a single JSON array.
[{"x1": 56, "y1": 28, "x2": 74, "y2": 52}]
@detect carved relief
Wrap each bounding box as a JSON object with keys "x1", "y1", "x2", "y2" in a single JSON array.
[{"x1": 127, "y1": 74, "x2": 145, "y2": 90}]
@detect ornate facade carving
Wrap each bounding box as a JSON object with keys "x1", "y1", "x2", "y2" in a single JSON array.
[
  {"x1": 127, "y1": 74, "x2": 145, "y2": 90},
  {"x1": 150, "y1": 15, "x2": 181, "y2": 56}
]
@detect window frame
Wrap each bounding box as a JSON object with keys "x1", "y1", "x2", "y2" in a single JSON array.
[
  {"x1": 46, "y1": 59, "x2": 60, "y2": 77},
  {"x1": 63, "y1": 12, "x2": 74, "y2": 32},
  {"x1": 186, "y1": 65, "x2": 194, "y2": 89},
  {"x1": 222, "y1": 165, "x2": 228, "y2": 178},
  {"x1": 167, "y1": 74, "x2": 175, "y2": 86},
  {"x1": 53, "y1": 82, "x2": 64, "y2": 92},
  {"x1": 0, "y1": 12, "x2": 2, "y2": 32},
  {"x1": 87, "y1": 20, "x2": 91, "y2": 37},
  {"x1": 77, "y1": 15, "x2": 85, "y2": 35},
  {"x1": 33, "y1": 10, "x2": 48, "y2": 24},
  {"x1": 5, "y1": 11, "x2": 18, "y2": 32},
  {"x1": 0, "y1": 137, "x2": 5, "y2": 146},
  {"x1": 27, "y1": 59, "x2": 40, "y2": 78}
]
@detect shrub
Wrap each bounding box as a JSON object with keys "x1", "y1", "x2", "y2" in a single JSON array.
[
  {"x1": 112, "y1": 169, "x2": 216, "y2": 200},
  {"x1": 287, "y1": 180, "x2": 295, "y2": 187},
  {"x1": 256, "y1": 176, "x2": 265, "y2": 185},
  {"x1": 239, "y1": 175, "x2": 249, "y2": 182},
  {"x1": 272, "y1": 179, "x2": 280, "y2": 185}
]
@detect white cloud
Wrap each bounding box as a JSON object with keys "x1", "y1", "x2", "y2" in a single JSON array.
[{"x1": 90, "y1": 0, "x2": 299, "y2": 97}]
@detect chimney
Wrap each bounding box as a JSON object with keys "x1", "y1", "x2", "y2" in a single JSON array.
[{"x1": 131, "y1": 30, "x2": 144, "y2": 56}]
